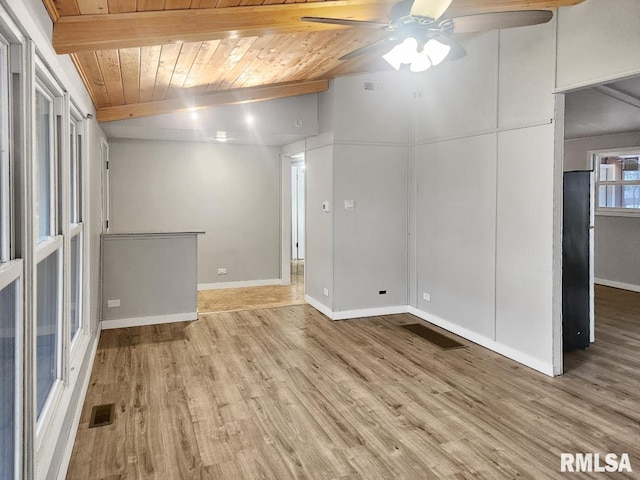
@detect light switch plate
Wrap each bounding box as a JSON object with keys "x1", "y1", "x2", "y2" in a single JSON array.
[
  {"x1": 107, "y1": 299, "x2": 120, "y2": 308},
  {"x1": 218, "y1": 268, "x2": 227, "y2": 275}
]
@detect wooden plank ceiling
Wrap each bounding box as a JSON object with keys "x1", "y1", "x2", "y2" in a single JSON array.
[{"x1": 43, "y1": 0, "x2": 584, "y2": 122}]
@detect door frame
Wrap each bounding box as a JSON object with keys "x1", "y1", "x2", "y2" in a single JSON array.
[{"x1": 280, "y1": 150, "x2": 305, "y2": 286}]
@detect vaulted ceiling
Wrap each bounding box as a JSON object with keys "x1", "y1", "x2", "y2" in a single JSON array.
[{"x1": 42, "y1": 0, "x2": 584, "y2": 122}]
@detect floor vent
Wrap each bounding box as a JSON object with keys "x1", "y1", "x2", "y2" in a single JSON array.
[
  {"x1": 89, "y1": 403, "x2": 115, "y2": 428},
  {"x1": 401, "y1": 324, "x2": 467, "y2": 350}
]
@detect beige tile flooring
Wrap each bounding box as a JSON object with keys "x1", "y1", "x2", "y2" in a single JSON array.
[{"x1": 197, "y1": 260, "x2": 304, "y2": 314}]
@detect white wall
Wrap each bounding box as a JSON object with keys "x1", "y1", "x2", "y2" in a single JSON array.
[
  {"x1": 333, "y1": 144, "x2": 408, "y2": 311},
  {"x1": 412, "y1": 16, "x2": 559, "y2": 374},
  {"x1": 564, "y1": 131, "x2": 640, "y2": 171},
  {"x1": 108, "y1": 139, "x2": 281, "y2": 286},
  {"x1": 415, "y1": 134, "x2": 497, "y2": 338},
  {"x1": 305, "y1": 142, "x2": 334, "y2": 308},
  {"x1": 303, "y1": 72, "x2": 411, "y2": 315},
  {"x1": 564, "y1": 131, "x2": 640, "y2": 289},
  {"x1": 557, "y1": 0, "x2": 640, "y2": 91}
]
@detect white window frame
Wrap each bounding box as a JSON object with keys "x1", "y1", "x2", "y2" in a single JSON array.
[
  {"x1": 34, "y1": 82, "x2": 56, "y2": 244},
  {"x1": 68, "y1": 105, "x2": 88, "y2": 359},
  {"x1": 593, "y1": 146, "x2": 640, "y2": 218},
  {"x1": 0, "y1": 36, "x2": 9, "y2": 263},
  {"x1": 0, "y1": 258, "x2": 23, "y2": 480},
  {"x1": 33, "y1": 57, "x2": 65, "y2": 453},
  {"x1": 0, "y1": 13, "x2": 24, "y2": 479}
]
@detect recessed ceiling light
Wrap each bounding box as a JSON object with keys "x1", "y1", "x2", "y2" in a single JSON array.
[
  {"x1": 246, "y1": 115, "x2": 254, "y2": 125},
  {"x1": 215, "y1": 131, "x2": 228, "y2": 142}
]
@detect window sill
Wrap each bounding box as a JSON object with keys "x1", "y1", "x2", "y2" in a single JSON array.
[{"x1": 595, "y1": 209, "x2": 640, "y2": 219}]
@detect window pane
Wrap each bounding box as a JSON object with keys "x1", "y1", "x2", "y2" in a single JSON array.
[
  {"x1": 623, "y1": 185, "x2": 640, "y2": 209},
  {"x1": 37, "y1": 251, "x2": 59, "y2": 418},
  {"x1": 35, "y1": 90, "x2": 52, "y2": 243},
  {"x1": 69, "y1": 122, "x2": 78, "y2": 224},
  {"x1": 622, "y1": 158, "x2": 640, "y2": 181},
  {"x1": 598, "y1": 185, "x2": 621, "y2": 208},
  {"x1": 598, "y1": 157, "x2": 622, "y2": 181},
  {"x1": 0, "y1": 279, "x2": 17, "y2": 480},
  {"x1": 70, "y1": 234, "x2": 81, "y2": 341}
]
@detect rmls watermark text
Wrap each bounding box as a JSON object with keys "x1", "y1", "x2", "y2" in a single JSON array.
[{"x1": 560, "y1": 453, "x2": 632, "y2": 473}]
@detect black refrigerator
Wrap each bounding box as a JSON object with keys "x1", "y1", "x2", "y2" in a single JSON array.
[{"x1": 562, "y1": 170, "x2": 592, "y2": 352}]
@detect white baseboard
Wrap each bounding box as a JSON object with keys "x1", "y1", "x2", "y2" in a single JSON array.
[
  {"x1": 56, "y1": 331, "x2": 100, "y2": 480},
  {"x1": 101, "y1": 311, "x2": 197, "y2": 330},
  {"x1": 594, "y1": 278, "x2": 640, "y2": 293},
  {"x1": 333, "y1": 305, "x2": 410, "y2": 320},
  {"x1": 304, "y1": 295, "x2": 336, "y2": 320},
  {"x1": 408, "y1": 307, "x2": 555, "y2": 377},
  {"x1": 198, "y1": 279, "x2": 282, "y2": 290},
  {"x1": 304, "y1": 295, "x2": 410, "y2": 321}
]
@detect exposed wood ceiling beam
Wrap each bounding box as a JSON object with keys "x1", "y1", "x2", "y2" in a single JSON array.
[
  {"x1": 53, "y1": 1, "x2": 396, "y2": 54},
  {"x1": 53, "y1": 0, "x2": 584, "y2": 54},
  {"x1": 96, "y1": 79, "x2": 330, "y2": 123}
]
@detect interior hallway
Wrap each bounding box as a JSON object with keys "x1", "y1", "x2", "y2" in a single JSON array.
[
  {"x1": 65, "y1": 285, "x2": 640, "y2": 479},
  {"x1": 197, "y1": 260, "x2": 305, "y2": 313}
]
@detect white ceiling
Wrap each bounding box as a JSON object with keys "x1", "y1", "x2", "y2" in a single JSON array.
[
  {"x1": 100, "y1": 94, "x2": 320, "y2": 147},
  {"x1": 102, "y1": 73, "x2": 640, "y2": 144},
  {"x1": 565, "y1": 74, "x2": 640, "y2": 139}
]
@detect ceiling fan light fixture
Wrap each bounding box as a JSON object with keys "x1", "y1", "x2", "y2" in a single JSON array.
[
  {"x1": 409, "y1": 52, "x2": 432, "y2": 73},
  {"x1": 423, "y1": 38, "x2": 451, "y2": 66},
  {"x1": 383, "y1": 37, "x2": 419, "y2": 71}
]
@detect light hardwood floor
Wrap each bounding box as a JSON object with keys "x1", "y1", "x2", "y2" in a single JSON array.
[
  {"x1": 66, "y1": 285, "x2": 640, "y2": 479},
  {"x1": 197, "y1": 260, "x2": 304, "y2": 314}
]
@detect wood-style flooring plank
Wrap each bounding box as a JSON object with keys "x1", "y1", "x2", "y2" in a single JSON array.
[{"x1": 67, "y1": 285, "x2": 640, "y2": 479}]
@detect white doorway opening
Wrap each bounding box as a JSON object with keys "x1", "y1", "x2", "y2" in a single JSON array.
[{"x1": 291, "y1": 156, "x2": 305, "y2": 261}]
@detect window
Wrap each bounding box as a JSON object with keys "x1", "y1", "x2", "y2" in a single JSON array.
[
  {"x1": 69, "y1": 233, "x2": 81, "y2": 341},
  {"x1": 0, "y1": 32, "x2": 18, "y2": 480},
  {"x1": 0, "y1": 278, "x2": 18, "y2": 480},
  {"x1": 0, "y1": 40, "x2": 9, "y2": 262},
  {"x1": 35, "y1": 87, "x2": 55, "y2": 243},
  {"x1": 69, "y1": 119, "x2": 82, "y2": 224},
  {"x1": 596, "y1": 151, "x2": 640, "y2": 214},
  {"x1": 69, "y1": 112, "x2": 84, "y2": 344},
  {"x1": 34, "y1": 71, "x2": 63, "y2": 427},
  {"x1": 36, "y1": 250, "x2": 60, "y2": 418}
]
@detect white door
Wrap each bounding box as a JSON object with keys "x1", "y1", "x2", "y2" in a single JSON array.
[{"x1": 291, "y1": 162, "x2": 305, "y2": 260}]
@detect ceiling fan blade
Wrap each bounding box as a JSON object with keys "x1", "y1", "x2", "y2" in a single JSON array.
[
  {"x1": 301, "y1": 17, "x2": 388, "y2": 29},
  {"x1": 410, "y1": 0, "x2": 453, "y2": 20},
  {"x1": 446, "y1": 10, "x2": 553, "y2": 34},
  {"x1": 435, "y1": 34, "x2": 467, "y2": 61},
  {"x1": 339, "y1": 37, "x2": 398, "y2": 61}
]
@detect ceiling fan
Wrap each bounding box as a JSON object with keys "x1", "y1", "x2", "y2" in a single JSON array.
[{"x1": 301, "y1": 0, "x2": 553, "y2": 72}]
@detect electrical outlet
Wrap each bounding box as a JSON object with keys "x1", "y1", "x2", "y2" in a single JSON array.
[
  {"x1": 423, "y1": 292, "x2": 431, "y2": 302},
  {"x1": 107, "y1": 299, "x2": 120, "y2": 308},
  {"x1": 323, "y1": 288, "x2": 329, "y2": 297},
  {"x1": 217, "y1": 268, "x2": 227, "y2": 275}
]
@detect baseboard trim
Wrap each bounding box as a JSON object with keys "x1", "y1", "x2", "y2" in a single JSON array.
[
  {"x1": 304, "y1": 295, "x2": 336, "y2": 320},
  {"x1": 101, "y1": 312, "x2": 198, "y2": 330},
  {"x1": 333, "y1": 305, "x2": 410, "y2": 320},
  {"x1": 407, "y1": 307, "x2": 555, "y2": 377},
  {"x1": 305, "y1": 296, "x2": 411, "y2": 321},
  {"x1": 594, "y1": 278, "x2": 640, "y2": 293},
  {"x1": 198, "y1": 279, "x2": 282, "y2": 290},
  {"x1": 56, "y1": 331, "x2": 100, "y2": 480}
]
